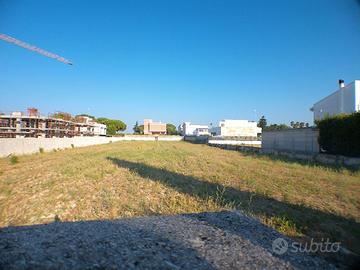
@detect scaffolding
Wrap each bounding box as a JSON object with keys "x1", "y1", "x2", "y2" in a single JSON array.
[{"x1": 0, "y1": 108, "x2": 105, "y2": 138}]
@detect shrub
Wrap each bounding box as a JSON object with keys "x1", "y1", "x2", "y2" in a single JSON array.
[
  {"x1": 9, "y1": 155, "x2": 19, "y2": 165},
  {"x1": 316, "y1": 112, "x2": 360, "y2": 157},
  {"x1": 54, "y1": 215, "x2": 61, "y2": 222},
  {"x1": 71, "y1": 144, "x2": 75, "y2": 149},
  {"x1": 39, "y1": 147, "x2": 44, "y2": 154}
]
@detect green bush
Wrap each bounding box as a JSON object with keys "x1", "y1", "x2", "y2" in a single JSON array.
[
  {"x1": 166, "y1": 124, "x2": 179, "y2": 135},
  {"x1": 9, "y1": 155, "x2": 19, "y2": 165},
  {"x1": 316, "y1": 112, "x2": 360, "y2": 157},
  {"x1": 39, "y1": 147, "x2": 44, "y2": 154}
]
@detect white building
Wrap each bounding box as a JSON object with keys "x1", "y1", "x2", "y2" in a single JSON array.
[
  {"x1": 310, "y1": 80, "x2": 360, "y2": 121},
  {"x1": 210, "y1": 120, "x2": 261, "y2": 138},
  {"x1": 179, "y1": 122, "x2": 209, "y2": 136},
  {"x1": 93, "y1": 123, "x2": 107, "y2": 136},
  {"x1": 76, "y1": 116, "x2": 107, "y2": 136}
]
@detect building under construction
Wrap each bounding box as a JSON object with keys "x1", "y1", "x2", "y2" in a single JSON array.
[{"x1": 0, "y1": 108, "x2": 107, "y2": 138}]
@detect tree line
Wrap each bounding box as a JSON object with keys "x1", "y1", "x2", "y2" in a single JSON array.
[
  {"x1": 51, "y1": 113, "x2": 179, "y2": 136},
  {"x1": 257, "y1": 116, "x2": 310, "y2": 131},
  {"x1": 51, "y1": 112, "x2": 127, "y2": 136}
]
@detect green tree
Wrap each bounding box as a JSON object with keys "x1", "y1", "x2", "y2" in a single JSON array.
[
  {"x1": 133, "y1": 121, "x2": 139, "y2": 134},
  {"x1": 97, "y1": 118, "x2": 126, "y2": 135},
  {"x1": 166, "y1": 124, "x2": 178, "y2": 135},
  {"x1": 264, "y1": 124, "x2": 290, "y2": 131},
  {"x1": 133, "y1": 121, "x2": 144, "y2": 134},
  {"x1": 51, "y1": 112, "x2": 72, "y2": 121},
  {"x1": 75, "y1": 114, "x2": 96, "y2": 120},
  {"x1": 257, "y1": 116, "x2": 267, "y2": 129}
]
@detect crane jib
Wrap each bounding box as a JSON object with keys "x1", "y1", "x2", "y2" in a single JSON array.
[{"x1": 0, "y1": 33, "x2": 73, "y2": 65}]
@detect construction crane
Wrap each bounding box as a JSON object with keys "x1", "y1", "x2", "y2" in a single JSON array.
[{"x1": 0, "y1": 33, "x2": 73, "y2": 65}]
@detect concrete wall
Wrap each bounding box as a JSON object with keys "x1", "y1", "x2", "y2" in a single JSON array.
[
  {"x1": 208, "y1": 139, "x2": 261, "y2": 146},
  {"x1": 208, "y1": 143, "x2": 261, "y2": 153},
  {"x1": 119, "y1": 136, "x2": 183, "y2": 142},
  {"x1": 210, "y1": 140, "x2": 360, "y2": 169},
  {"x1": 184, "y1": 135, "x2": 209, "y2": 144},
  {"x1": 262, "y1": 128, "x2": 319, "y2": 154},
  {"x1": 184, "y1": 136, "x2": 261, "y2": 146},
  {"x1": 0, "y1": 136, "x2": 183, "y2": 157}
]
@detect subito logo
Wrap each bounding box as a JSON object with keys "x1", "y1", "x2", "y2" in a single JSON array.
[{"x1": 272, "y1": 238, "x2": 288, "y2": 255}]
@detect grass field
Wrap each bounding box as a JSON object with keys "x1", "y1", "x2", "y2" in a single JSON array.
[{"x1": 0, "y1": 141, "x2": 359, "y2": 254}]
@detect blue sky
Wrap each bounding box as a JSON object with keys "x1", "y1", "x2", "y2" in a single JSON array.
[{"x1": 1, "y1": 0, "x2": 359, "y2": 130}]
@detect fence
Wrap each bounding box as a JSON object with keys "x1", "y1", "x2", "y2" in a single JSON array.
[
  {"x1": 0, "y1": 136, "x2": 183, "y2": 157},
  {"x1": 262, "y1": 128, "x2": 319, "y2": 154}
]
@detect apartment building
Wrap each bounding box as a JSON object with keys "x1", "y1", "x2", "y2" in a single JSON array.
[
  {"x1": 310, "y1": 80, "x2": 360, "y2": 121},
  {"x1": 75, "y1": 116, "x2": 107, "y2": 136},
  {"x1": 0, "y1": 108, "x2": 107, "y2": 138},
  {"x1": 143, "y1": 119, "x2": 166, "y2": 135},
  {"x1": 179, "y1": 122, "x2": 209, "y2": 136}
]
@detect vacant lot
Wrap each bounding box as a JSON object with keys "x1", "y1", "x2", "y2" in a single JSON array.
[{"x1": 0, "y1": 141, "x2": 359, "y2": 253}]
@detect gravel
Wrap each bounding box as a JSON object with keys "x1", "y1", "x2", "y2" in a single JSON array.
[{"x1": 0, "y1": 211, "x2": 336, "y2": 269}]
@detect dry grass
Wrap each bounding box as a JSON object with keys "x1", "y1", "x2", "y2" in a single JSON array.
[{"x1": 0, "y1": 141, "x2": 359, "y2": 253}]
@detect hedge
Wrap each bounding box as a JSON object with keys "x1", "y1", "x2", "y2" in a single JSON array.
[{"x1": 316, "y1": 112, "x2": 360, "y2": 157}]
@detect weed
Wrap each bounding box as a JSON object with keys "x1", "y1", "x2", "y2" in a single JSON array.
[
  {"x1": 39, "y1": 147, "x2": 44, "y2": 154},
  {"x1": 266, "y1": 216, "x2": 300, "y2": 235},
  {"x1": 9, "y1": 155, "x2": 19, "y2": 165},
  {"x1": 248, "y1": 193, "x2": 255, "y2": 208}
]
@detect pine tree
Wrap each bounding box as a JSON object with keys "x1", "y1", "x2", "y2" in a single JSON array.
[
  {"x1": 133, "y1": 121, "x2": 139, "y2": 134},
  {"x1": 258, "y1": 116, "x2": 267, "y2": 129}
]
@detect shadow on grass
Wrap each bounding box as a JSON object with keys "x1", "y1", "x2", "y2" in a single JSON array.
[{"x1": 107, "y1": 157, "x2": 360, "y2": 257}]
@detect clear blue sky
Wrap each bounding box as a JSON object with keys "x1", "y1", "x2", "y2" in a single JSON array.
[{"x1": 1, "y1": 0, "x2": 359, "y2": 130}]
